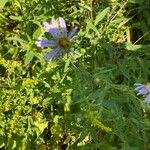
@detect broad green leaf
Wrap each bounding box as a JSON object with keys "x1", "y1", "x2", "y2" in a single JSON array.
[
  {"x1": 24, "y1": 51, "x2": 34, "y2": 65},
  {"x1": 125, "y1": 43, "x2": 150, "y2": 51},
  {"x1": 86, "y1": 20, "x2": 100, "y2": 35},
  {"x1": 34, "y1": 121, "x2": 48, "y2": 134},
  {"x1": 94, "y1": 7, "x2": 109, "y2": 25},
  {"x1": 9, "y1": 15, "x2": 22, "y2": 21},
  {"x1": 126, "y1": 43, "x2": 142, "y2": 51},
  {"x1": 32, "y1": 27, "x2": 41, "y2": 40},
  {"x1": 42, "y1": 98, "x2": 52, "y2": 106},
  {"x1": 0, "y1": 0, "x2": 8, "y2": 8}
]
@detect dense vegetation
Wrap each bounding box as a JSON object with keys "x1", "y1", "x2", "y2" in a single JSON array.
[{"x1": 0, "y1": 0, "x2": 150, "y2": 149}]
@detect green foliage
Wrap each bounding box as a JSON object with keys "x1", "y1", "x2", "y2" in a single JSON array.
[
  {"x1": 0, "y1": 0, "x2": 150, "y2": 149},
  {"x1": 0, "y1": 0, "x2": 9, "y2": 8}
]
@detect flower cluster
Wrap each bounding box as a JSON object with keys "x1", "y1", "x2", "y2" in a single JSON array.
[
  {"x1": 134, "y1": 83, "x2": 150, "y2": 103},
  {"x1": 36, "y1": 17, "x2": 77, "y2": 61}
]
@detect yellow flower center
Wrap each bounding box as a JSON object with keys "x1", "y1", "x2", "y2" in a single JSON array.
[{"x1": 58, "y1": 38, "x2": 70, "y2": 49}]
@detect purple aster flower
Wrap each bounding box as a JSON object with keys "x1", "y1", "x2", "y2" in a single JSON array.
[
  {"x1": 145, "y1": 94, "x2": 150, "y2": 104},
  {"x1": 35, "y1": 17, "x2": 77, "y2": 60},
  {"x1": 134, "y1": 83, "x2": 149, "y2": 95},
  {"x1": 134, "y1": 83, "x2": 150, "y2": 103}
]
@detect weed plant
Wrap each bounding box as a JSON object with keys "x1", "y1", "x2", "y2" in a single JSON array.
[{"x1": 0, "y1": 0, "x2": 150, "y2": 149}]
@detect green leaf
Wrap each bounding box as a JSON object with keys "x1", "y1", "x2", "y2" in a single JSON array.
[
  {"x1": 125, "y1": 43, "x2": 150, "y2": 51},
  {"x1": 0, "y1": 0, "x2": 8, "y2": 8},
  {"x1": 128, "y1": 0, "x2": 143, "y2": 4},
  {"x1": 32, "y1": 27, "x2": 41, "y2": 40},
  {"x1": 0, "y1": 137, "x2": 5, "y2": 148},
  {"x1": 24, "y1": 51, "x2": 34, "y2": 65},
  {"x1": 86, "y1": 20, "x2": 100, "y2": 36},
  {"x1": 94, "y1": 7, "x2": 109, "y2": 25},
  {"x1": 34, "y1": 121, "x2": 48, "y2": 134},
  {"x1": 7, "y1": 37, "x2": 25, "y2": 45},
  {"x1": 9, "y1": 15, "x2": 22, "y2": 21},
  {"x1": 64, "y1": 58, "x2": 70, "y2": 72},
  {"x1": 126, "y1": 43, "x2": 142, "y2": 51}
]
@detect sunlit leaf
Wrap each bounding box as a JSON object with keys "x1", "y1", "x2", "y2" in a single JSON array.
[
  {"x1": 0, "y1": 0, "x2": 8, "y2": 8},
  {"x1": 24, "y1": 51, "x2": 34, "y2": 65},
  {"x1": 94, "y1": 7, "x2": 109, "y2": 25}
]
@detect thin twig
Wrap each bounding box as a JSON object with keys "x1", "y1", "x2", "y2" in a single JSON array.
[{"x1": 133, "y1": 30, "x2": 150, "y2": 44}]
